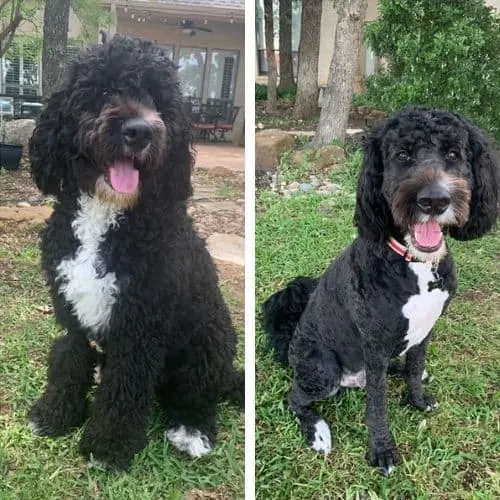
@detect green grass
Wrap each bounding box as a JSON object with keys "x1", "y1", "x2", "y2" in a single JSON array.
[
  {"x1": 255, "y1": 160, "x2": 500, "y2": 499},
  {"x1": 0, "y1": 223, "x2": 244, "y2": 500}
]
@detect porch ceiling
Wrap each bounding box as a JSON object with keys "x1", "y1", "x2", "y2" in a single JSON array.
[{"x1": 103, "y1": 1, "x2": 244, "y2": 23}]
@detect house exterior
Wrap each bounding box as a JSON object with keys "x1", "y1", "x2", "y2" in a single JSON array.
[
  {"x1": 1, "y1": 0, "x2": 244, "y2": 109},
  {"x1": 256, "y1": 0, "x2": 500, "y2": 93}
]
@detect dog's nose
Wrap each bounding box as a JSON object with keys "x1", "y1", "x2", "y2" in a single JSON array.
[
  {"x1": 417, "y1": 185, "x2": 451, "y2": 215},
  {"x1": 122, "y1": 119, "x2": 153, "y2": 152}
]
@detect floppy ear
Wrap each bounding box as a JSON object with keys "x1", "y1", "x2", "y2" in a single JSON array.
[
  {"x1": 448, "y1": 121, "x2": 499, "y2": 240},
  {"x1": 354, "y1": 131, "x2": 393, "y2": 241},
  {"x1": 29, "y1": 88, "x2": 75, "y2": 197},
  {"x1": 164, "y1": 109, "x2": 193, "y2": 201}
]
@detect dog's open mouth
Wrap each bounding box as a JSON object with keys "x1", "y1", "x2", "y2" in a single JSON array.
[
  {"x1": 105, "y1": 159, "x2": 139, "y2": 194},
  {"x1": 410, "y1": 220, "x2": 443, "y2": 252}
]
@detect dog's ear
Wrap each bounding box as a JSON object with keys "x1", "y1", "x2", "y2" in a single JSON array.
[
  {"x1": 164, "y1": 114, "x2": 193, "y2": 200},
  {"x1": 354, "y1": 131, "x2": 393, "y2": 241},
  {"x1": 448, "y1": 121, "x2": 499, "y2": 240},
  {"x1": 29, "y1": 88, "x2": 73, "y2": 197}
]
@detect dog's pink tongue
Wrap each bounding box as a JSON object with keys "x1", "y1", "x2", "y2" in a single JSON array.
[
  {"x1": 414, "y1": 221, "x2": 442, "y2": 248},
  {"x1": 109, "y1": 160, "x2": 139, "y2": 193}
]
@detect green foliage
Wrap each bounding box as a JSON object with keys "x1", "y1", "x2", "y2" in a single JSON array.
[
  {"x1": 255, "y1": 83, "x2": 268, "y2": 100},
  {"x1": 364, "y1": 0, "x2": 500, "y2": 139},
  {"x1": 255, "y1": 83, "x2": 298, "y2": 101},
  {"x1": 71, "y1": 0, "x2": 111, "y2": 42}
]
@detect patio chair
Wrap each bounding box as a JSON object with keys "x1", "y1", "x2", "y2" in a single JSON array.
[
  {"x1": 216, "y1": 106, "x2": 240, "y2": 142},
  {"x1": 191, "y1": 103, "x2": 217, "y2": 142}
]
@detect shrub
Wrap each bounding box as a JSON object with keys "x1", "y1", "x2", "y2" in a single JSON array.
[
  {"x1": 255, "y1": 83, "x2": 268, "y2": 100},
  {"x1": 364, "y1": 0, "x2": 500, "y2": 140},
  {"x1": 255, "y1": 84, "x2": 298, "y2": 102}
]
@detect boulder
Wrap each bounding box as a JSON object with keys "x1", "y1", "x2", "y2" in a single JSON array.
[
  {"x1": 1, "y1": 119, "x2": 36, "y2": 154},
  {"x1": 293, "y1": 145, "x2": 346, "y2": 172},
  {"x1": 255, "y1": 129, "x2": 295, "y2": 173}
]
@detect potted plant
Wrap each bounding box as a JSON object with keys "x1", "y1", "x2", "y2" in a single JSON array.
[{"x1": 0, "y1": 114, "x2": 23, "y2": 171}]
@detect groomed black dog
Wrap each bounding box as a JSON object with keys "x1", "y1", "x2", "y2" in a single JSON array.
[
  {"x1": 263, "y1": 106, "x2": 499, "y2": 475},
  {"x1": 28, "y1": 35, "x2": 243, "y2": 472}
]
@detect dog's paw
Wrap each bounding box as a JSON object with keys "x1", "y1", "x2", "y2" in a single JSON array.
[
  {"x1": 405, "y1": 392, "x2": 439, "y2": 412},
  {"x1": 307, "y1": 419, "x2": 332, "y2": 455},
  {"x1": 28, "y1": 395, "x2": 85, "y2": 437},
  {"x1": 367, "y1": 443, "x2": 401, "y2": 476},
  {"x1": 166, "y1": 425, "x2": 213, "y2": 458},
  {"x1": 79, "y1": 422, "x2": 145, "y2": 473}
]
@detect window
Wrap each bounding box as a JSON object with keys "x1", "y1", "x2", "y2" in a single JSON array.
[
  {"x1": 207, "y1": 50, "x2": 239, "y2": 101},
  {"x1": 177, "y1": 47, "x2": 207, "y2": 98},
  {"x1": 2, "y1": 38, "x2": 41, "y2": 96}
]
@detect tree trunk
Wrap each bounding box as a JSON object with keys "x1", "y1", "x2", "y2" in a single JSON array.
[
  {"x1": 42, "y1": 0, "x2": 71, "y2": 98},
  {"x1": 0, "y1": 0, "x2": 23, "y2": 58},
  {"x1": 278, "y1": 0, "x2": 295, "y2": 92},
  {"x1": 312, "y1": 0, "x2": 367, "y2": 146},
  {"x1": 264, "y1": 0, "x2": 277, "y2": 114},
  {"x1": 293, "y1": 0, "x2": 322, "y2": 120}
]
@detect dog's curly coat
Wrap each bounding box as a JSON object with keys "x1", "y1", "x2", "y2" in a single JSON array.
[
  {"x1": 28, "y1": 35, "x2": 243, "y2": 472},
  {"x1": 263, "y1": 106, "x2": 499, "y2": 475}
]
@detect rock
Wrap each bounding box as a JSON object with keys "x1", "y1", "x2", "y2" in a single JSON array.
[
  {"x1": 311, "y1": 177, "x2": 321, "y2": 188},
  {"x1": 206, "y1": 233, "x2": 244, "y2": 267},
  {"x1": 255, "y1": 129, "x2": 296, "y2": 173},
  {"x1": 318, "y1": 198, "x2": 337, "y2": 216},
  {"x1": 0, "y1": 206, "x2": 53, "y2": 224},
  {"x1": 197, "y1": 201, "x2": 240, "y2": 213},
  {"x1": 16, "y1": 201, "x2": 31, "y2": 207},
  {"x1": 288, "y1": 181, "x2": 300, "y2": 190},
  {"x1": 300, "y1": 183, "x2": 313, "y2": 192},
  {"x1": 293, "y1": 145, "x2": 345, "y2": 172},
  {"x1": 192, "y1": 185, "x2": 218, "y2": 201},
  {"x1": 1, "y1": 119, "x2": 36, "y2": 154}
]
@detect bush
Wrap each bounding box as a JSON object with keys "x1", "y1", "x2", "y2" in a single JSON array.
[
  {"x1": 364, "y1": 0, "x2": 500, "y2": 139},
  {"x1": 255, "y1": 83, "x2": 268, "y2": 100},
  {"x1": 255, "y1": 84, "x2": 298, "y2": 102}
]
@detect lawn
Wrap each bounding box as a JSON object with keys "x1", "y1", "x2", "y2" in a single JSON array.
[
  {"x1": 255, "y1": 156, "x2": 500, "y2": 499},
  {"x1": 0, "y1": 221, "x2": 244, "y2": 500}
]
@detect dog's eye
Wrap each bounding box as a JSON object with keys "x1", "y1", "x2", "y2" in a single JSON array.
[
  {"x1": 397, "y1": 151, "x2": 410, "y2": 162},
  {"x1": 446, "y1": 151, "x2": 459, "y2": 161}
]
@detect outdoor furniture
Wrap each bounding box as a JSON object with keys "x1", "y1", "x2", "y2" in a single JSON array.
[
  {"x1": 0, "y1": 95, "x2": 14, "y2": 120},
  {"x1": 191, "y1": 103, "x2": 218, "y2": 142},
  {"x1": 19, "y1": 96, "x2": 43, "y2": 119},
  {"x1": 216, "y1": 105, "x2": 239, "y2": 142}
]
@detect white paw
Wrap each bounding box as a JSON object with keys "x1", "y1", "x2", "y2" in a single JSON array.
[
  {"x1": 28, "y1": 420, "x2": 42, "y2": 435},
  {"x1": 421, "y1": 369, "x2": 430, "y2": 381},
  {"x1": 166, "y1": 425, "x2": 213, "y2": 458},
  {"x1": 425, "y1": 401, "x2": 439, "y2": 412},
  {"x1": 311, "y1": 419, "x2": 332, "y2": 455}
]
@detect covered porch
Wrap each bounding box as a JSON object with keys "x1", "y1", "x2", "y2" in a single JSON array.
[{"x1": 106, "y1": 1, "x2": 245, "y2": 142}]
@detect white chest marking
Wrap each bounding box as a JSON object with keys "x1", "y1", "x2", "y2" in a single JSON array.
[
  {"x1": 401, "y1": 262, "x2": 449, "y2": 354},
  {"x1": 56, "y1": 194, "x2": 122, "y2": 334}
]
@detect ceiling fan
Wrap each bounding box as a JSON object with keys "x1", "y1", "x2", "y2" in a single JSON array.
[{"x1": 165, "y1": 19, "x2": 213, "y2": 36}]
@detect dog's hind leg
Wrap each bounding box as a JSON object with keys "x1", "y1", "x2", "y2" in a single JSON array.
[
  {"x1": 29, "y1": 333, "x2": 95, "y2": 436},
  {"x1": 288, "y1": 346, "x2": 342, "y2": 455}
]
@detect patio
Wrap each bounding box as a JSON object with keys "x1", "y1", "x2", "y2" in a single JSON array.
[{"x1": 194, "y1": 143, "x2": 244, "y2": 173}]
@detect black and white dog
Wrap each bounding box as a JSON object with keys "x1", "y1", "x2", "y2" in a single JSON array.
[
  {"x1": 263, "y1": 107, "x2": 499, "y2": 475},
  {"x1": 28, "y1": 36, "x2": 243, "y2": 472}
]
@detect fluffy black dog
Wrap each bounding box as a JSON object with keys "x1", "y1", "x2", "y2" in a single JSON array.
[
  {"x1": 263, "y1": 106, "x2": 499, "y2": 475},
  {"x1": 28, "y1": 35, "x2": 243, "y2": 472}
]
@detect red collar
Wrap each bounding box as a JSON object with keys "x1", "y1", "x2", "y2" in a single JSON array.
[{"x1": 387, "y1": 237, "x2": 415, "y2": 262}]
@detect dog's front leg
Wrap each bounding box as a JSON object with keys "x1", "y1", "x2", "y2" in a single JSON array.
[
  {"x1": 405, "y1": 334, "x2": 438, "y2": 412},
  {"x1": 364, "y1": 350, "x2": 401, "y2": 476},
  {"x1": 79, "y1": 339, "x2": 160, "y2": 473}
]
